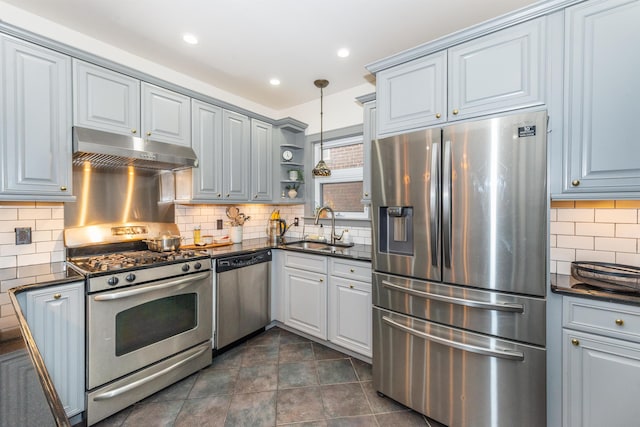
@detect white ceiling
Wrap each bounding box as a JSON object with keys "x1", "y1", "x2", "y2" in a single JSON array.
[{"x1": 3, "y1": 0, "x2": 538, "y2": 110}]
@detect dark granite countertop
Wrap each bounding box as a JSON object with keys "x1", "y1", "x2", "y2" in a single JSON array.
[
  {"x1": 1, "y1": 262, "x2": 82, "y2": 427},
  {"x1": 200, "y1": 238, "x2": 372, "y2": 262},
  {"x1": 551, "y1": 273, "x2": 640, "y2": 306}
]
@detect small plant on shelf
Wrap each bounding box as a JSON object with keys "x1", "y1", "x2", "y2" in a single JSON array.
[{"x1": 285, "y1": 183, "x2": 299, "y2": 191}]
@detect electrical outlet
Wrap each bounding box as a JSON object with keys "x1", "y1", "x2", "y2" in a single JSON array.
[
  {"x1": 15, "y1": 227, "x2": 32, "y2": 245},
  {"x1": 294, "y1": 217, "x2": 299, "y2": 226},
  {"x1": 216, "y1": 219, "x2": 223, "y2": 230}
]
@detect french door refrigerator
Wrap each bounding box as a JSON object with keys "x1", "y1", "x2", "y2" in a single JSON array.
[{"x1": 372, "y1": 109, "x2": 547, "y2": 427}]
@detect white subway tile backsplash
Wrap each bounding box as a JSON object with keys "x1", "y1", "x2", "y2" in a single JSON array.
[
  {"x1": 549, "y1": 209, "x2": 557, "y2": 222},
  {"x1": 616, "y1": 252, "x2": 640, "y2": 267},
  {"x1": 0, "y1": 257, "x2": 17, "y2": 269},
  {"x1": 17, "y1": 252, "x2": 50, "y2": 266},
  {"x1": 550, "y1": 247, "x2": 575, "y2": 262},
  {"x1": 595, "y1": 237, "x2": 637, "y2": 253},
  {"x1": 0, "y1": 220, "x2": 35, "y2": 233},
  {"x1": 0, "y1": 244, "x2": 35, "y2": 257},
  {"x1": 18, "y1": 208, "x2": 52, "y2": 220},
  {"x1": 595, "y1": 209, "x2": 638, "y2": 224},
  {"x1": 556, "y1": 235, "x2": 593, "y2": 250},
  {"x1": 550, "y1": 222, "x2": 574, "y2": 235},
  {"x1": 557, "y1": 261, "x2": 572, "y2": 275},
  {"x1": 558, "y1": 208, "x2": 593, "y2": 222},
  {"x1": 549, "y1": 260, "x2": 557, "y2": 274},
  {"x1": 575, "y1": 222, "x2": 615, "y2": 237},
  {"x1": 35, "y1": 219, "x2": 64, "y2": 230},
  {"x1": 0, "y1": 209, "x2": 18, "y2": 221},
  {"x1": 616, "y1": 224, "x2": 640, "y2": 239},
  {"x1": 549, "y1": 235, "x2": 557, "y2": 248},
  {"x1": 575, "y1": 250, "x2": 616, "y2": 263}
]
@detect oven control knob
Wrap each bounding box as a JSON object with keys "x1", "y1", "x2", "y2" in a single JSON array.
[
  {"x1": 194, "y1": 262, "x2": 202, "y2": 270},
  {"x1": 125, "y1": 273, "x2": 136, "y2": 282},
  {"x1": 182, "y1": 264, "x2": 190, "y2": 272},
  {"x1": 107, "y1": 276, "x2": 119, "y2": 286}
]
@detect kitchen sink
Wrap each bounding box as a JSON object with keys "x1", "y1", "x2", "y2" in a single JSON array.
[{"x1": 283, "y1": 240, "x2": 354, "y2": 253}]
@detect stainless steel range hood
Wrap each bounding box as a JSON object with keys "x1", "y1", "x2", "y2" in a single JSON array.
[{"x1": 73, "y1": 127, "x2": 198, "y2": 170}]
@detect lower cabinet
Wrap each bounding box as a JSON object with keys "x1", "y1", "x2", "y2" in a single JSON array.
[
  {"x1": 282, "y1": 251, "x2": 372, "y2": 357},
  {"x1": 24, "y1": 282, "x2": 85, "y2": 418},
  {"x1": 562, "y1": 296, "x2": 640, "y2": 426}
]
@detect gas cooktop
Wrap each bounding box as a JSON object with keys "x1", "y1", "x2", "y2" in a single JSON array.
[{"x1": 68, "y1": 249, "x2": 205, "y2": 274}]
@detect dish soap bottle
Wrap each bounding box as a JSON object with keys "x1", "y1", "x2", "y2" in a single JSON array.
[{"x1": 193, "y1": 225, "x2": 201, "y2": 245}]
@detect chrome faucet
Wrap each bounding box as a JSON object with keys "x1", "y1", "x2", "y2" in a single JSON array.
[{"x1": 314, "y1": 206, "x2": 344, "y2": 245}]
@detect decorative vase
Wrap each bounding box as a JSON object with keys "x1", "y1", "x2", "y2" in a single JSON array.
[
  {"x1": 288, "y1": 189, "x2": 297, "y2": 199},
  {"x1": 230, "y1": 226, "x2": 243, "y2": 243},
  {"x1": 289, "y1": 170, "x2": 298, "y2": 181}
]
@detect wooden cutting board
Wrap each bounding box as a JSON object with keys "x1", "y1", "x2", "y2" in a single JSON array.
[{"x1": 182, "y1": 242, "x2": 233, "y2": 249}]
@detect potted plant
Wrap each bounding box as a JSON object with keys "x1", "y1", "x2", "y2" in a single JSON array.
[{"x1": 285, "y1": 183, "x2": 299, "y2": 199}]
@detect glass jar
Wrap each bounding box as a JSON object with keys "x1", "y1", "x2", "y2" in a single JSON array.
[{"x1": 193, "y1": 225, "x2": 201, "y2": 245}]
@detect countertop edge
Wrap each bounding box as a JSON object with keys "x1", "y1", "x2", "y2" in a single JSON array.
[{"x1": 551, "y1": 273, "x2": 640, "y2": 306}]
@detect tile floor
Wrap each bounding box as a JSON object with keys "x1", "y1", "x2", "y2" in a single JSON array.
[{"x1": 94, "y1": 326, "x2": 442, "y2": 427}]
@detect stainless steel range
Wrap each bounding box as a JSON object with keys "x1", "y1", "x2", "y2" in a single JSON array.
[{"x1": 65, "y1": 223, "x2": 212, "y2": 426}]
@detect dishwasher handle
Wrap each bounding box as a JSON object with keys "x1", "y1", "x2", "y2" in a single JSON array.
[{"x1": 216, "y1": 249, "x2": 272, "y2": 273}]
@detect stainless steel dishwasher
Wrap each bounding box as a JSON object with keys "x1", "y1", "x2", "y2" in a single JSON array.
[{"x1": 215, "y1": 249, "x2": 271, "y2": 349}]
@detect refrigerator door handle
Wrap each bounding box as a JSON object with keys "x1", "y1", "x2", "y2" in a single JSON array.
[
  {"x1": 381, "y1": 279, "x2": 525, "y2": 313},
  {"x1": 429, "y1": 142, "x2": 440, "y2": 267},
  {"x1": 442, "y1": 139, "x2": 452, "y2": 268},
  {"x1": 382, "y1": 315, "x2": 525, "y2": 361}
]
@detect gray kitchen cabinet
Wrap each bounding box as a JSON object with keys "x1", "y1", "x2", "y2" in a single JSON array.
[
  {"x1": 562, "y1": 296, "x2": 640, "y2": 426},
  {"x1": 73, "y1": 59, "x2": 140, "y2": 136},
  {"x1": 222, "y1": 110, "x2": 251, "y2": 201},
  {"x1": 250, "y1": 119, "x2": 273, "y2": 201},
  {"x1": 375, "y1": 17, "x2": 545, "y2": 136},
  {"x1": 0, "y1": 35, "x2": 73, "y2": 200},
  {"x1": 24, "y1": 282, "x2": 85, "y2": 418},
  {"x1": 560, "y1": 0, "x2": 640, "y2": 196},
  {"x1": 142, "y1": 82, "x2": 191, "y2": 146},
  {"x1": 376, "y1": 51, "x2": 446, "y2": 136},
  {"x1": 361, "y1": 99, "x2": 376, "y2": 204}
]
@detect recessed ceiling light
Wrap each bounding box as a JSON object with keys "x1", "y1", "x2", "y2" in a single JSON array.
[
  {"x1": 182, "y1": 33, "x2": 198, "y2": 45},
  {"x1": 337, "y1": 48, "x2": 350, "y2": 58},
  {"x1": 269, "y1": 78, "x2": 281, "y2": 86}
]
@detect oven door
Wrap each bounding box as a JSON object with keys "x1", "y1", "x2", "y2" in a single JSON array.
[{"x1": 87, "y1": 271, "x2": 212, "y2": 390}]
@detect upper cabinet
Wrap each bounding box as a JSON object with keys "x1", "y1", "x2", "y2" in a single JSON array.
[
  {"x1": 559, "y1": 0, "x2": 640, "y2": 196},
  {"x1": 374, "y1": 18, "x2": 545, "y2": 136},
  {"x1": 222, "y1": 110, "x2": 251, "y2": 201},
  {"x1": 0, "y1": 35, "x2": 73, "y2": 201},
  {"x1": 74, "y1": 60, "x2": 191, "y2": 146},
  {"x1": 250, "y1": 119, "x2": 273, "y2": 201}
]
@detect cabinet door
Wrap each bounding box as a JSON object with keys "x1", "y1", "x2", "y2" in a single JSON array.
[
  {"x1": 25, "y1": 282, "x2": 85, "y2": 417},
  {"x1": 563, "y1": 0, "x2": 640, "y2": 194},
  {"x1": 563, "y1": 330, "x2": 640, "y2": 427},
  {"x1": 142, "y1": 82, "x2": 191, "y2": 146},
  {"x1": 328, "y1": 277, "x2": 372, "y2": 357},
  {"x1": 448, "y1": 17, "x2": 545, "y2": 121},
  {"x1": 251, "y1": 119, "x2": 273, "y2": 201},
  {"x1": 0, "y1": 35, "x2": 72, "y2": 199},
  {"x1": 191, "y1": 100, "x2": 223, "y2": 200},
  {"x1": 223, "y1": 110, "x2": 251, "y2": 200},
  {"x1": 376, "y1": 51, "x2": 446, "y2": 136},
  {"x1": 361, "y1": 101, "x2": 375, "y2": 203},
  {"x1": 283, "y1": 267, "x2": 327, "y2": 339},
  {"x1": 73, "y1": 59, "x2": 140, "y2": 136}
]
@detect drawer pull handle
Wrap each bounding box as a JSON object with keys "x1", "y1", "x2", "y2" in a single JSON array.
[
  {"x1": 571, "y1": 339, "x2": 580, "y2": 346},
  {"x1": 53, "y1": 293, "x2": 62, "y2": 300},
  {"x1": 615, "y1": 319, "x2": 624, "y2": 326}
]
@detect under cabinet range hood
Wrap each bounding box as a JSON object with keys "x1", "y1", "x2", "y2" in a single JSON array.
[{"x1": 72, "y1": 127, "x2": 198, "y2": 170}]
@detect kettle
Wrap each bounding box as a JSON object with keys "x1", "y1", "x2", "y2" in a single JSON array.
[{"x1": 267, "y1": 219, "x2": 287, "y2": 244}]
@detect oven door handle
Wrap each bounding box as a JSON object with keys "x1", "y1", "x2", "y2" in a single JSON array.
[
  {"x1": 382, "y1": 316, "x2": 524, "y2": 361},
  {"x1": 92, "y1": 343, "x2": 210, "y2": 401},
  {"x1": 93, "y1": 271, "x2": 211, "y2": 301},
  {"x1": 381, "y1": 279, "x2": 524, "y2": 313}
]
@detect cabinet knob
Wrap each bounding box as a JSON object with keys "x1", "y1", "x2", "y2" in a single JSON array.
[
  {"x1": 364, "y1": 192, "x2": 369, "y2": 197},
  {"x1": 319, "y1": 278, "x2": 324, "y2": 282},
  {"x1": 349, "y1": 284, "x2": 354, "y2": 289},
  {"x1": 226, "y1": 194, "x2": 230, "y2": 198},
  {"x1": 131, "y1": 129, "x2": 137, "y2": 134},
  {"x1": 615, "y1": 319, "x2": 624, "y2": 326},
  {"x1": 146, "y1": 131, "x2": 152, "y2": 136},
  {"x1": 571, "y1": 180, "x2": 580, "y2": 187},
  {"x1": 53, "y1": 293, "x2": 61, "y2": 300},
  {"x1": 435, "y1": 113, "x2": 442, "y2": 119},
  {"x1": 452, "y1": 109, "x2": 459, "y2": 115},
  {"x1": 350, "y1": 269, "x2": 355, "y2": 273},
  {"x1": 571, "y1": 339, "x2": 580, "y2": 346},
  {"x1": 254, "y1": 195, "x2": 258, "y2": 199},
  {"x1": 60, "y1": 186, "x2": 67, "y2": 191},
  {"x1": 217, "y1": 193, "x2": 222, "y2": 198}
]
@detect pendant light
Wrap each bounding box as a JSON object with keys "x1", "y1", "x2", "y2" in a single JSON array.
[{"x1": 312, "y1": 79, "x2": 331, "y2": 177}]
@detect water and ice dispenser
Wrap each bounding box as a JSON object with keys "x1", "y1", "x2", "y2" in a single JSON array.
[{"x1": 378, "y1": 206, "x2": 414, "y2": 256}]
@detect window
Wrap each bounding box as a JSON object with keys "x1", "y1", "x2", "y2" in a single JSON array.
[{"x1": 313, "y1": 135, "x2": 368, "y2": 220}]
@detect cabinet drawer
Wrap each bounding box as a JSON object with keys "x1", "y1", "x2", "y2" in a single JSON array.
[
  {"x1": 563, "y1": 296, "x2": 640, "y2": 343},
  {"x1": 331, "y1": 276, "x2": 372, "y2": 293},
  {"x1": 284, "y1": 252, "x2": 327, "y2": 274},
  {"x1": 329, "y1": 258, "x2": 371, "y2": 282}
]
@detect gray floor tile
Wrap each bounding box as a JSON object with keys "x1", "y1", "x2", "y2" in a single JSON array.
[
  {"x1": 280, "y1": 329, "x2": 312, "y2": 345},
  {"x1": 312, "y1": 343, "x2": 348, "y2": 360},
  {"x1": 211, "y1": 345, "x2": 246, "y2": 370},
  {"x1": 241, "y1": 344, "x2": 279, "y2": 367},
  {"x1": 224, "y1": 391, "x2": 277, "y2": 427},
  {"x1": 279, "y1": 342, "x2": 315, "y2": 363},
  {"x1": 140, "y1": 373, "x2": 197, "y2": 403},
  {"x1": 235, "y1": 363, "x2": 278, "y2": 393},
  {"x1": 360, "y1": 381, "x2": 407, "y2": 414},
  {"x1": 93, "y1": 406, "x2": 133, "y2": 427},
  {"x1": 278, "y1": 361, "x2": 319, "y2": 389},
  {"x1": 189, "y1": 368, "x2": 238, "y2": 398},
  {"x1": 174, "y1": 395, "x2": 230, "y2": 427},
  {"x1": 276, "y1": 386, "x2": 325, "y2": 424},
  {"x1": 317, "y1": 359, "x2": 358, "y2": 385},
  {"x1": 325, "y1": 415, "x2": 378, "y2": 426},
  {"x1": 350, "y1": 358, "x2": 372, "y2": 382},
  {"x1": 247, "y1": 328, "x2": 281, "y2": 348},
  {"x1": 320, "y1": 383, "x2": 371, "y2": 418},
  {"x1": 376, "y1": 410, "x2": 429, "y2": 426},
  {"x1": 121, "y1": 400, "x2": 183, "y2": 427}
]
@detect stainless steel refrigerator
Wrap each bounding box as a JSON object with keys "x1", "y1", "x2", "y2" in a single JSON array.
[{"x1": 372, "y1": 109, "x2": 547, "y2": 427}]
